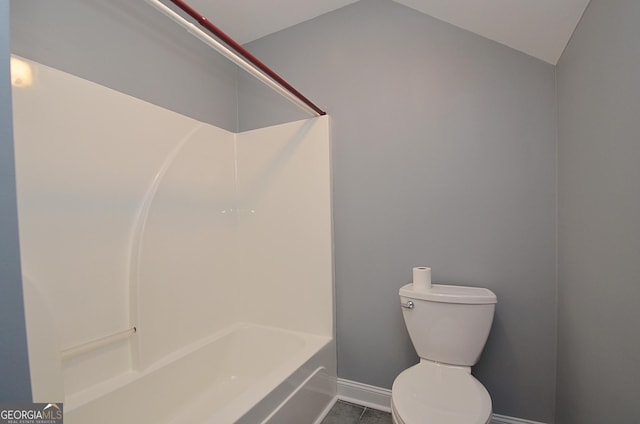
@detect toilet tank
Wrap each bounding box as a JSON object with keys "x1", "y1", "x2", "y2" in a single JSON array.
[{"x1": 399, "y1": 283, "x2": 497, "y2": 367}]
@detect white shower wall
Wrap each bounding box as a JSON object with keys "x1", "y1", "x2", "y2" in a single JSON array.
[
  {"x1": 12, "y1": 57, "x2": 332, "y2": 400},
  {"x1": 236, "y1": 121, "x2": 333, "y2": 336},
  {"x1": 134, "y1": 123, "x2": 238, "y2": 369},
  {"x1": 135, "y1": 114, "x2": 333, "y2": 369}
]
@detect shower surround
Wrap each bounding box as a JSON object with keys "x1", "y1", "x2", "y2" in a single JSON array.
[{"x1": 12, "y1": 56, "x2": 334, "y2": 423}]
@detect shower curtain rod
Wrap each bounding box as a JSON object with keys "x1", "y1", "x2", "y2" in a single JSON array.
[{"x1": 145, "y1": 0, "x2": 326, "y2": 117}]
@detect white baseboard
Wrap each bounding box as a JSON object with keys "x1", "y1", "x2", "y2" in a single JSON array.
[
  {"x1": 491, "y1": 414, "x2": 548, "y2": 424},
  {"x1": 336, "y1": 378, "x2": 392, "y2": 413},
  {"x1": 336, "y1": 378, "x2": 548, "y2": 424}
]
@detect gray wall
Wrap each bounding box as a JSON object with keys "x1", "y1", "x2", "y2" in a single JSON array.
[
  {"x1": 243, "y1": 1, "x2": 557, "y2": 421},
  {"x1": 10, "y1": 0, "x2": 238, "y2": 131},
  {"x1": 556, "y1": 0, "x2": 640, "y2": 422},
  {"x1": 0, "y1": 0, "x2": 32, "y2": 402}
]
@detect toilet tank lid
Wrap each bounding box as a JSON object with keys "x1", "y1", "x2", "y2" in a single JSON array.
[{"x1": 399, "y1": 283, "x2": 497, "y2": 304}]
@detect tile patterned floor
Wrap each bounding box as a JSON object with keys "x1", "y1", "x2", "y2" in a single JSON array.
[{"x1": 321, "y1": 400, "x2": 392, "y2": 424}]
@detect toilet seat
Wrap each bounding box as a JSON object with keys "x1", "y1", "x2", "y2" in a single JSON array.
[{"x1": 391, "y1": 362, "x2": 492, "y2": 424}]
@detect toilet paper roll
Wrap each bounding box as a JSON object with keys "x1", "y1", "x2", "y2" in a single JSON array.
[{"x1": 413, "y1": 267, "x2": 431, "y2": 290}]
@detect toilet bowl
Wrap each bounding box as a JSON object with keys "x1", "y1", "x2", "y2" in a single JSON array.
[
  {"x1": 392, "y1": 282, "x2": 497, "y2": 424},
  {"x1": 391, "y1": 361, "x2": 492, "y2": 424}
]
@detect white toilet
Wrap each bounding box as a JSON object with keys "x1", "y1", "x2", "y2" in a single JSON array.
[{"x1": 391, "y1": 283, "x2": 497, "y2": 424}]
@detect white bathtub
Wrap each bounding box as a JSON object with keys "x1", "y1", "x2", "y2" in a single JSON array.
[{"x1": 65, "y1": 324, "x2": 335, "y2": 424}]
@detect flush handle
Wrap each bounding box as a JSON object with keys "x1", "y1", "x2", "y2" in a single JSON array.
[{"x1": 401, "y1": 300, "x2": 414, "y2": 310}]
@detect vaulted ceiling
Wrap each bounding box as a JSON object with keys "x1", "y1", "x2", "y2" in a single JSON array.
[{"x1": 186, "y1": 0, "x2": 591, "y2": 64}]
